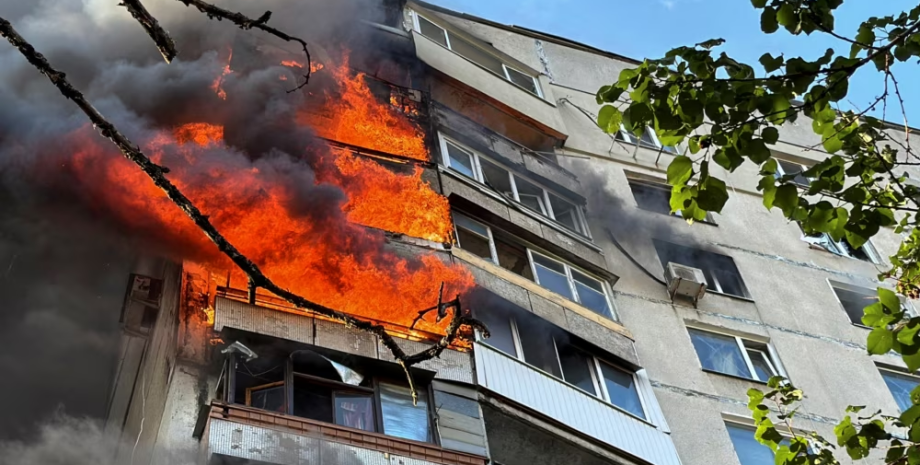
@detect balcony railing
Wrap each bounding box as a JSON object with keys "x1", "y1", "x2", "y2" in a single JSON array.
[
  {"x1": 473, "y1": 344, "x2": 682, "y2": 465},
  {"x1": 207, "y1": 402, "x2": 487, "y2": 465}
]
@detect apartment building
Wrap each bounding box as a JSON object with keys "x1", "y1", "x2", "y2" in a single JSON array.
[{"x1": 102, "y1": 2, "x2": 920, "y2": 465}]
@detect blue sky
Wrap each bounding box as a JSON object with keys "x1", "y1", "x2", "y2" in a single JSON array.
[{"x1": 428, "y1": 0, "x2": 919, "y2": 124}]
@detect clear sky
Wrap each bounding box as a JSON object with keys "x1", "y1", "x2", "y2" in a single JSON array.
[{"x1": 428, "y1": 0, "x2": 919, "y2": 125}]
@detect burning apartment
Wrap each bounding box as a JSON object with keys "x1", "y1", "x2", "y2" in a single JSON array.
[{"x1": 2, "y1": 1, "x2": 919, "y2": 465}]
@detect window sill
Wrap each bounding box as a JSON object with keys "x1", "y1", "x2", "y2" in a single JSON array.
[
  {"x1": 440, "y1": 167, "x2": 602, "y2": 253},
  {"x1": 706, "y1": 289, "x2": 756, "y2": 303},
  {"x1": 701, "y1": 368, "x2": 768, "y2": 385}
]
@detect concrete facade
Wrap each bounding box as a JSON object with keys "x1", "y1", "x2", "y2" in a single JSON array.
[{"x1": 101, "y1": 2, "x2": 920, "y2": 465}]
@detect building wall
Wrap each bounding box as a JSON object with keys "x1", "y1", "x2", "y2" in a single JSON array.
[{"x1": 412, "y1": 6, "x2": 920, "y2": 465}]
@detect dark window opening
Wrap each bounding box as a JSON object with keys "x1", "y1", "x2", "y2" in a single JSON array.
[
  {"x1": 628, "y1": 179, "x2": 673, "y2": 216},
  {"x1": 776, "y1": 160, "x2": 811, "y2": 187},
  {"x1": 654, "y1": 240, "x2": 750, "y2": 298},
  {"x1": 831, "y1": 284, "x2": 880, "y2": 326}
]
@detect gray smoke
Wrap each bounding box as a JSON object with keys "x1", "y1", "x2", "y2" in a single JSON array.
[{"x1": 0, "y1": 0, "x2": 399, "y2": 451}]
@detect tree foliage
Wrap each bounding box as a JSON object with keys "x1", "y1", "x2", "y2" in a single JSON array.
[{"x1": 597, "y1": 1, "x2": 920, "y2": 463}]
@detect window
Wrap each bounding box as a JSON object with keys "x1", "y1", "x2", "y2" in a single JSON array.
[
  {"x1": 441, "y1": 137, "x2": 590, "y2": 236},
  {"x1": 474, "y1": 308, "x2": 646, "y2": 419},
  {"x1": 801, "y1": 227, "x2": 879, "y2": 263},
  {"x1": 231, "y1": 348, "x2": 433, "y2": 442},
  {"x1": 627, "y1": 177, "x2": 715, "y2": 223},
  {"x1": 452, "y1": 212, "x2": 613, "y2": 317},
  {"x1": 879, "y1": 367, "x2": 920, "y2": 412},
  {"x1": 654, "y1": 240, "x2": 750, "y2": 298},
  {"x1": 828, "y1": 281, "x2": 911, "y2": 327},
  {"x1": 688, "y1": 328, "x2": 780, "y2": 382},
  {"x1": 726, "y1": 422, "x2": 786, "y2": 465},
  {"x1": 411, "y1": 11, "x2": 543, "y2": 97},
  {"x1": 775, "y1": 160, "x2": 811, "y2": 188},
  {"x1": 616, "y1": 125, "x2": 680, "y2": 154}
]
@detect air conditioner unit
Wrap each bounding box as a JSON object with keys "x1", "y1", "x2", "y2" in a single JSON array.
[{"x1": 665, "y1": 262, "x2": 707, "y2": 307}]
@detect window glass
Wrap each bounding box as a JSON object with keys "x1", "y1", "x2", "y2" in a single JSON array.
[
  {"x1": 494, "y1": 236, "x2": 534, "y2": 280},
  {"x1": 688, "y1": 329, "x2": 752, "y2": 379},
  {"x1": 479, "y1": 157, "x2": 514, "y2": 193},
  {"x1": 417, "y1": 15, "x2": 448, "y2": 47},
  {"x1": 335, "y1": 394, "x2": 375, "y2": 432},
  {"x1": 517, "y1": 317, "x2": 562, "y2": 377},
  {"x1": 548, "y1": 194, "x2": 583, "y2": 233},
  {"x1": 776, "y1": 160, "x2": 811, "y2": 187},
  {"x1": 727, "y1": 423, "x2": 778, "y2": 465},
  {"x1": 446, "y1": 142, "x2": 475, "y2": 178},
  {"x1": 881, "y1": 369, "x2": 920, "y2": 412},
  {"x1": 380, "y1": 383, "x2": 430, "y2": 442},
  {"x1": 637, "y1": 128, "x2": 658, "y2": 148},
  {"x1": 571, "y1": 270, "x2": 611, "y2": 317},
  {"x1": 249, "y1": 384, "x2": 285, "y2": 413},
  {"x1": 513, "y1": 176, "x2": 547, "y2": 214},
  {"x1": 599, "y1": 363, "x2": 645, "y2": 419},
  {"x1": 449, "y1": 34, "x2": 505, "y2": 76},
  {"x1": 455, "y1": 220, "x2": 492, "y2": 261},
  {"x1": 505, "y1": 66, "x2": 540, "y2": 96},
  {"x1": 629, "y1": 180, "x2": 673, "y2": 216},
  {"x1": 475, "y1": 308, "x2": 517, "y2": 357},
  {"x1": 747, "y1": 349, "x2": 775, "y2": 381},
  {"x1": 557, "y1": 341, "x2": 596, "y2": 395},
  {"x1": 654, "y1": 240, "x2": 749, "y2": 298},
  {"x1": 532, "y1": 255, "x2": 574, "y2": 300},
  {"x1": 832, "y1": 285, "x2": 878, "y2": 325},
  {"x1": 293, "y1": 377, "x2": 334, "y2": 422}
]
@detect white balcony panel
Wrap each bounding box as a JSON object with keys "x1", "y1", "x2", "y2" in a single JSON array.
[
  {"x1": 474, "y1": 343, "x2": 681, "y2": 465},
  {"x1": 414, "y1": 32, "x2": 568, "y2": 138}
]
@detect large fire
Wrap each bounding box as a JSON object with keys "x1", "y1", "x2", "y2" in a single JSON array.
[
  {"x1": 60, "y1": 54, "x2": 471, "y2": 332},
  {"x1": 298, "y1": 55, "x2": 429, "y2": 162}
]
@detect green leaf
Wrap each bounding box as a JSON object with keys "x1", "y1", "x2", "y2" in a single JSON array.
[
  {"x1": 822, "y1": 130, "x2": 844, "y2": 153},
  {"x1": 773, "y1": 185, "x2": 799, "y2": 214},
  {"x1": 597, "y1": 105, "x2": 623, "y2": 134},
  {"x1": 750, "y1": 0, "x2": 767, "y2": 7},
  {"x1": 688, "y1": 137, "x2": 701, "y2": 154},
  {"x1": 762, "y1": 127, "x2": 779, "y2": 144},
  {"x1": 746, "y1": 139, "x2": 772, "y2": 164},
  {"x1": 867, "y1": 327, "x2": 894, "y2": 355},
  {"x1": 905, "y1": 351, "x2": 920, "y2": 372},
  {"x1": 862, "y1": 302, "x2": 892, "y2": 328},
  {"x1": 759, "y1": 53, "x2": 785, "y2": 72},
  {"x1": 668, "y1": 156, "x2": 694, "y2": 186},
  {"x1": 776, "y1": 3, "x2": 797, "y2": 27},
  {"x1": 747, "y1": 388, "x2": 765, "y2": 409},
  {"x1": 761, "y1": 7, "x2": 779, "y2": 33},
  {"x1": 880, "y1": 288, "x2": 901, "y2": 312},
  {"x1": 903, "y1": 405, "x2": 920, "y2": 425},
  {"x1": 900, "y1": 323, "x2": 920, "y2": 346},
  {"x1": 768, "y1": 96, "x2": 792, "y2": 125},
  {"x1": 697, "y1": 176, "x2": 730, "y2": 212}
]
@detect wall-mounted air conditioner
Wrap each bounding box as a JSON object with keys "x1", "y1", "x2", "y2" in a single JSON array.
[{"x1": 665, "y1": 262, "x2": 707, "y2": 307}]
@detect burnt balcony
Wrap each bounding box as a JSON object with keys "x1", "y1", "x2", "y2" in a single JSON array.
[{"x1": 207, "y1": 402, "x2": 487, "y2": 465}]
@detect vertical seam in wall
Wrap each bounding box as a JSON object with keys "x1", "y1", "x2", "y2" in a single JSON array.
[{"x1": 534, "y1": 39, "x2": 554, "y2": 82}]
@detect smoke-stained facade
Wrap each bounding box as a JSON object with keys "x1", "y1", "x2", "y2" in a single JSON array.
[{"x1": 3, "y1": 1, "x2": 920, "y2": 465}]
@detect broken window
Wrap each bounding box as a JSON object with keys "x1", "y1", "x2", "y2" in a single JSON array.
[
  {"x1": 688, "y1": 328, "x2": 781, "y2": 382},
  {"x1": 230, "y1": 347, "x2": 433, "y2": 442},
  {"x1": 654, "y1": 240, "x2": 750, "y2": 298},
  {"x1": 775, "y1": 159, "x2": 811, "y2": 187},
  {"x1": 474, "y1": 309, "x2": 645, "y2": 419},
  {"x1": 440, "y1": 135, "x2": 590, "y2": 237}
]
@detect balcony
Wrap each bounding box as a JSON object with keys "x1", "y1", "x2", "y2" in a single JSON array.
[
  {"x1": 473, "y1": 344, "x2": 682, "y2": 465},
  {"x1": 413, "y1": 32, "x2": 568, "y2": 139},
  {"x1": 207, "y1": 403, "x2": 488, "y2": 465}
]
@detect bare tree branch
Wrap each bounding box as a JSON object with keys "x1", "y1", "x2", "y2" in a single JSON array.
[
  {"x1": 173, "y1": 0, "x2": 312, "y2": 92},
  {"x1": 0, "y1": 15, "x2": 485, "y2": 403},
  {"x1": 120, "y1": 0, "x2": 177, "y2": 63}
]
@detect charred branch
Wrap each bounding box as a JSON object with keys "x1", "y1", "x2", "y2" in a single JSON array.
[
  {"x1": 120, "y1": 0, "x2": 177, "y2": 63},
  {"x1": 173, "y1": 0, "x2": 312, "y2": 92},
  {"x1": 0, "y1": 16, "x2": 482, "y2": 403}
]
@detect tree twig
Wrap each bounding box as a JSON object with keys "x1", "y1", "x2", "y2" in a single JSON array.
[
  {"x1": 0, "y1": 15, "x2": 485, "y2": 403},
  {"x1": 173, "y1": 0, "x2": 312, "y2": 92},
  {"x1": 120, "y1": 0, "x2": 177, "y2": 63}
]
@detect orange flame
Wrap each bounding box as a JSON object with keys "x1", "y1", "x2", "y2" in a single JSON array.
[
  {"x1": 212, "y1": 47, "x2": 233, "y2": 100},
  {"x1": 282, "y1": 59, "x2": 324, "y2": 74},
  {"x1": 174, "y1": 123, "x2": 224, "y2": 147},
  {"x1": 298, "y1": 54, "x2": 428, "y2": 161}
]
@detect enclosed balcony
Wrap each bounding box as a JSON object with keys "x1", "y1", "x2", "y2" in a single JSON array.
[{"x1": 474, "y1": 342, "x2": 682, "y2": 465}]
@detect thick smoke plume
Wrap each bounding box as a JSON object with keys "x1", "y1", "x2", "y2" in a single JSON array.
[{"x1": 0, "y1": 0, "x2": 398, "y2": 450}]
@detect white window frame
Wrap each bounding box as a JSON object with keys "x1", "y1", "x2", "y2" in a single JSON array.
[
  {"x1": 528, "y1": 250, "x2": 614, "y2": 318},
  {"x1": 878, "y1": 364, "x2": 920, "y2": 412},
  {"x1": 774, "y1": 159, "x2": 812, "y2": 187},
  {"x1": 827, "y1": 279, "x2": 915, "y2": 328},
  {"x1": 801, "y1": 229, "x2": 880, "y2": 264},
  {"x1": 409, "y1": 10, "x2": 543, "y2": 98},
  {"x1": 453, "y1": 212, "x2": 499, "y2": 264},
  {"x1": 688, "y1": 327, "x2": 785, "y2": 383},
  {"x1": 616, "y1": 124, "x2": 681, "y2": 154},
  {"x1": 441, "y1": 135, "x2": 591, "y2": 237},
  {"x1": 487, "y1": 318, "x2": 646, "y2": 420}
]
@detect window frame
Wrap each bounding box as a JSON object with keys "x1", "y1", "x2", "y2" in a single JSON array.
[
  {"x1": 441, "y1": 135, "x2": 591, "y2": 238},
  {"x1": 687, "y1": 327, "x2": 783, "y2": 383},
  {"x1": 725, "y1": 420, "x2": 796, "y2": 465},
  {"x1": 878, "y1": 365, "x2": 920, "y2": 412},
  {"x1": 774, "y1": 159, "x2": 812, "y2": 188},
  {"x1": 410, "y1": 10, "x2": 543, "y2": 98},
  {"x1": 626, "y1": 176, "x2": 716, "y2": 224},
  {"x1": 616, "y1": 124, "x2": 681, "y2": 154},
  {"x1": 653, "y1": 239, "x2": 751, "y2": 299},
  {"x1": 527, "y1": 249, "x2": 615, "y2": 319},
  {"x1": 478, "y1": 316, "x2": 647, "y2": 420},
  {"x1": 800, "y1": 227, "x2": 880, "y2": 264},
  {"x1": 828, "y1": 280, "x2": 914, "y2": 328}
]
